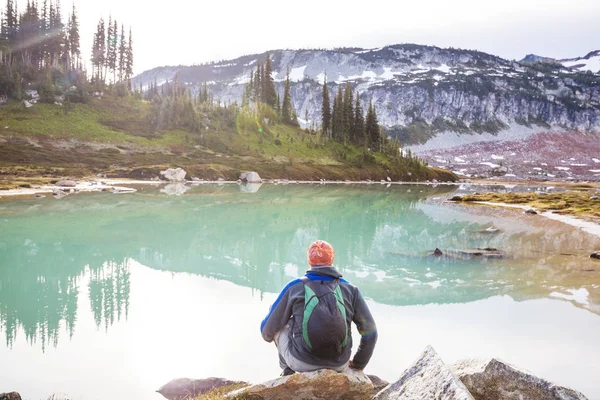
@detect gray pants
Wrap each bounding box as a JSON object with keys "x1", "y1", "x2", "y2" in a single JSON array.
[{"x1": 274, "y1": 324, "x2": 349, "y2": 373}]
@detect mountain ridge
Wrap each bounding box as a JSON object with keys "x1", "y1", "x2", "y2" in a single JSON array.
[{"x1": 133, "y1": 44, "x2": 600, "y2": 147}]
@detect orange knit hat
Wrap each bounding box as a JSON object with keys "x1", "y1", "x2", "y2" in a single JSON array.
[{"x1": 307, "y1": 240, "x2": 335, "y2": 267}]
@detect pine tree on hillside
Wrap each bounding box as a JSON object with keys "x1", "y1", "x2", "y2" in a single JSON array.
[
  {"x1": 353, "y1": 93, "x2": 365, "y2": 146},
  {"x1": 106, "y1": 16, "x2": 117, "y2": 83},
  {"x1": 333, "y1": 86, "x2": 343, "y2": 140},
  {"x1": 117, "y1": 24, "x2": 125, "y2": 81},
  {"x1": 365, "y1": 101, "x2": 380, "y2": 150},
  {"x1": 68, "y1": 4, "x2": 80, "y2": 69},
  {"x1": 281, "y1": 68, "x2": 293, "y2": 124},
  {"x1": 125, "y1": 27, "x2": 133, "y2": 88},
  {"x1": 321, "y1": 77, "x2": 331, "y2": 138},
  {"x1": 253, "y1": 61, "x2": 261, "y2": 103},
  {"x1": 262, "y1": 52, "x2": 277, "y2": 108},
  {"x1": 342, "y1": 83, "x2": 354, "y2": 142}
]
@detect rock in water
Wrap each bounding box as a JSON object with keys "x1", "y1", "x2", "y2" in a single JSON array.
[
  {"x1": 157, "y1": 377, "x2": 246, "y2": 400},
  {"x1": 373, "y1": 346, "x2": 474, "y2": 400},
  {"x1": 56, "y1": 180, "x2": 77, "y2": 187},
  {"x1": 590, "y1": 252, "x2": 600, "y2": 260},
  {"x1": 160, "y1": 168, "x2": 187, "y2": 182},
  {"x1": 0, "y1": 393, "x2": 22, "y2": 400},
  {"x1": 226, "y1": 368, "x2": 373, "y2": 400},
  {"x1": 450, "y1": 358, "x2": 588, "y2": 400},
  {"x1": 240, "y1": 171, "x2": 262, "y2": 183}
]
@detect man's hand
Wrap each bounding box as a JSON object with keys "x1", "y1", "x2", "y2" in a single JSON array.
[{"x1": 349, "y1": 360, "x2": 363, "y2": 370}]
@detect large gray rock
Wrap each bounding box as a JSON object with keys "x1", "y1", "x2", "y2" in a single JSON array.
[
  {"x1": 226, "y1": 368, "x2": 373, "y2": 400},
  {"x1": 56, "y1": 180, "x2": 77, "y2": 187},
  {"x1": 157, "y1": 377, "x2": 246, "y2": 400},
  {"x1": 368, "y1": 375, "x2": 390, "y2": 397},
  {"x1": 0, "y1": 393, "x2": 22, "y2": 400},
  {"x1": 160, "y1": 168, "x2": 187, "y2": 182},
  {"x1": 373, "y1": 346, "x2": 474, "y2": 400},
  {"x1": 450, "y1": 358, "x2": 588, "y2": 400},
  {"x1": 240, "y1": 171, "x2": 262, "y2": 183}
]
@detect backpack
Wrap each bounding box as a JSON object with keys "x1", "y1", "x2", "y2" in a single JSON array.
[{"x1": 300, "y1": 276, "x2": 349, "y2": 358}]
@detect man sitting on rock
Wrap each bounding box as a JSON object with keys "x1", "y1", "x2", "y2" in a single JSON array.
[{"x1": 260, "y1": 240, "x2": 378, "y2": 376}]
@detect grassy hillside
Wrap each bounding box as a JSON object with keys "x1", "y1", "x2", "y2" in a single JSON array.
[{"x1": 0, "y1": 95, "x2": 456, "y2": 189}]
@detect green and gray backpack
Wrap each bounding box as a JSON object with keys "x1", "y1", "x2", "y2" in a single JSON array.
[{"x1": 300, "y1": 276, "x2": 349, "y2": 358}]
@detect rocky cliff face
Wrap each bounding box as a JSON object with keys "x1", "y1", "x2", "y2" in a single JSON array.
[{"x1": 133, "y1": 45, "x2": 600, "y2": 146}]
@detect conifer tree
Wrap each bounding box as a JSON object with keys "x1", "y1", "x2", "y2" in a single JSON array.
[
  {"x1": 125, "y1": 27, "x2": 133, "y2": 88},
  {"x1": 333, "y1": 86, "x2": 343, "y2": 140},
  {"x1": 262, "y1": 52, "x2": 277, "y2": 108},
  {"x1": 365, "y1": 101, "x2": 380, "y2": 150},
  {"x1": 106, "y1": 16, "x2": 117, "y2": 83},
  {"x1": 253, "y1": 61, "x2": 261, "y2": 103},
  {"x1": 68, "y1": 4, "x2": 80, "y2": 69},
  {"x1": 343, "y1": 83, "x2": 354, "y2": 141},
  {"x1": 281, "y1": 68, "x2": 293, "y2": 124},
  {"x1": 117, "y1": 24, "x2": 125, "y2": 81},
  {"x1": 353, "y1": 93, "x2": 365, "y2": 145},
  {"x1": 321, "y1": 77, "x2": 331, "y2": 137}
]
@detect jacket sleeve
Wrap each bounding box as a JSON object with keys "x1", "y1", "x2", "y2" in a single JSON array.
[
  {"x1": 351, "y1": 288, "x2": 378, "y2": 370},
  {"x1": 260, "y1": 279, "x2": 300, "y2": 342}
]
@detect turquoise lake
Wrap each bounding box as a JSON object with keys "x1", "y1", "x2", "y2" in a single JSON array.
[{"x1": 1, "y1": 184, "x2": 599, "y2": 399}]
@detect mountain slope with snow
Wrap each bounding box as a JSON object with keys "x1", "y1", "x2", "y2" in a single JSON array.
[{"x1": 134, "y1": 45, "x2": 600, "y2": 147}]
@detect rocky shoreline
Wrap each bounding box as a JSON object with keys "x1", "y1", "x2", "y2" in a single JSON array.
[{"x1": 152, "y1": 346, "x2": 588, "y2": 400}]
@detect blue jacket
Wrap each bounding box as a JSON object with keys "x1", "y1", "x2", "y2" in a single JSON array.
[{"x1": 260, "y1": 266, "x2": 378, "y2": 370}]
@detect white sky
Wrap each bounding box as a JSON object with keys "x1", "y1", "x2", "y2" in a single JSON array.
[{"x1": 70, "y1": 0, "x2": 600, "y2": 74}]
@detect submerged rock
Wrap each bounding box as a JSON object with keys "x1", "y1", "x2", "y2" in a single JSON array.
[
  {"x1": 160, "y1": 168, "x2": 187, "y2": 182},
  {"x1": 226, "y1": 368, "x2": 372, "y2": 400},
  {"x1": 450, "y1": 358, "x2": 588, "y2": 400},
  {"x1": 157, "y1": 377, "x2": 246, "y2": 400},
  {"x1": 373, "y1": 346, "x2": 474, "y2": 400}
]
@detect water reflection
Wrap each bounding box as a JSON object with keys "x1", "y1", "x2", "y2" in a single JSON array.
[{"x1": 0, "y1": 184, "x2": 599, "y2": 350}]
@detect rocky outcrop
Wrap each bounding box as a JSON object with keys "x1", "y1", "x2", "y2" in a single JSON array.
[
  {"x1": 157, "y1": 377, "x2": 246, "y2": 400},
  {"x1": 373, "y1": 346, "x2": 474, "y2": 400},
  {"x1": 450, "y1": 358, "x2": 588, "y2": 400},
  {"x1": 157, "y1": 347, "x2": 590, "y2": 400},
  {"x1": 367, "y1": 375, "x2": 390, "y2": 397},
  {"x1": 0, "y1": 393, "x2": 22, "y2": 400},
  {"x1": 226, "y1": 369, "x2": 372, "y2": 400},
  {"x1": 160, "y1": 168, "x2": 187, "y2": 182},
  {"x1": 240, "y1": 171, "x2": 262, "y2": 183}
]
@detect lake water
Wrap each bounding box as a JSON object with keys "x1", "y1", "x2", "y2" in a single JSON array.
[{"x1": 1, "y1": 184, "x2": 599, "y2": 399}]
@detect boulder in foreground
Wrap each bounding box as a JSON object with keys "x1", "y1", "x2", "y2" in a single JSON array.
[
  {"x1": 0, "y1": 393, "x2": 22, "y2": 400},
  {"x1": 226, "y1": 368, "x2": 373, "y2": 400},
  {"x1": 157, "y1": 377, "x2": 246, "y2": 400},
  {"x1": 373, "y1": 345, "x2": 474, "y2": 400},
  {"x1": 450, "y1": 358, "x2": 588, "y2": 400}
]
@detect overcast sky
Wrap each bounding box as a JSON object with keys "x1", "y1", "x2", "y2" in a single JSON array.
[{"x1": 72, "y1": 0, "x2": 600, "y2": 74}]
